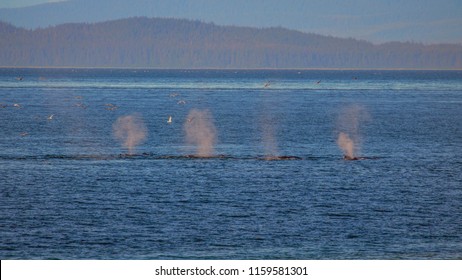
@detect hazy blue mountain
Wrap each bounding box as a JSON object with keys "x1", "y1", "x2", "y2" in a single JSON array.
[
  {"x1": 6, "y1": 0, "x2": 302, "y2": 29},
  {"x1": 1, "y1": 17, "x2": 461, "y2": 69},
  {"x1": 1, "y1": 0, "x2": 461, "y2": 44}
]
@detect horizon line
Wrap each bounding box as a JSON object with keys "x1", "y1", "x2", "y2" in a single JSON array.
[{"x1": 1, "y1": 66, "x2": 461, "y2": 71}]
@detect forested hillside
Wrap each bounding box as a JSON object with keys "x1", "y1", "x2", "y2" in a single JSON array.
[{"x1": 1, "y1": 17, "x2": 461, "y2": 68}]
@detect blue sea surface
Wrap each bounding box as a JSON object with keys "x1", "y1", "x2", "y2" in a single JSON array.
[{"x1": 0, "y1": 69, "x2": 461, "y2": 259}]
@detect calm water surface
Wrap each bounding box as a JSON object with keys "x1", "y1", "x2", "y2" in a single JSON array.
[{"x1": 0, "y1": 69, "x2": 461, "y2": 259}]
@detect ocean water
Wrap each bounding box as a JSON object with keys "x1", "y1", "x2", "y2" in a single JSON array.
[{"x1": 0, "y1": 68, "x2": 461, "y2": 259}]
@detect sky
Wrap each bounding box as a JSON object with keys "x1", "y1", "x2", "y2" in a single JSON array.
[
  {"x1": 0, "y1": 0, "x2": 64, "y2": 8},
  {"x1": 1, "y1": 0, "x2": 461, "y2": 44}
]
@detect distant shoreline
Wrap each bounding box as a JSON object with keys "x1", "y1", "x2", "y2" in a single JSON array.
[
  {"x1": 1, "y1": 66, "x2": 461, "y2": 71},
  {"x1": 2, "y1": 18, "x2": 460, "y2": 69}
]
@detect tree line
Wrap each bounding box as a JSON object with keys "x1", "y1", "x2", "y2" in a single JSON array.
[{"x1": 1, "y1": 17, "x2": 461, "y2": 69}]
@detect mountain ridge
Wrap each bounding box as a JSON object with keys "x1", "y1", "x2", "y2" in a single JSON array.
[
  {"x1": 2, "y1": 0, "x2": 462, "y2": 44},
  {"x1": 1, "y1": 17, "x2": 461, "y2": 69}
]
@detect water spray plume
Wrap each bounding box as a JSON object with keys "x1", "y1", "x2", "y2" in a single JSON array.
[
  {"x1": 337, "y1": 132, "x2": 355, "y2": 160},
  {"x1": 262, "y1": 120, "x2": 280, "y2": 160},
  {"x1": 184, "y1": 109, "x2": 217, "y2": 157},
  {"x1": 113, "y1": 114, "x2": 147, "y2": 154},
  {"x1": 336, "y1": 105, "x2": 370, "y2": 160}
]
